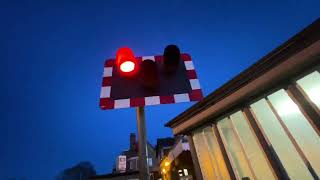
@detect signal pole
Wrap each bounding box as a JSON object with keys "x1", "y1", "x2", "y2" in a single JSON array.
[{"x1": 136, "y1": 106, "x2": 150, "y2": 180}]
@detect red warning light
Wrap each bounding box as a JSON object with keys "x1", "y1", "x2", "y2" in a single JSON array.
[
  {"x1": 120, "y1": 61, "x2": 135, "y2": 72},
  {"x1": 116, "y1": 47, "x2": 138, "y2": 76}
]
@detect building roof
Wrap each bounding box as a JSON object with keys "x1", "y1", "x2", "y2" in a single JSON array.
[
  {"x1": 165, "y1": 18, "x2": 320, "y2": 135},
  {"x1": 91, "y1": 171, "x2": 139, "y2": 179},
  {"x1": 160, "y1": 136, "x2": 190, "y2": 166},
  {"x1": 155, "y1": 137, "x2": 175, "y2": 157},
  {"x1": 156, "y1": 137, "x2": 175, "y2": 148},
  {"x1": 121, "y1": 141, "x2": 154, "y2": 158}
]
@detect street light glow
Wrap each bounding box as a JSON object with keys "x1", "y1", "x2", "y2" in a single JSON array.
[
  {"x1": 164, "y1": 161, "x2": 170, "y2": 167},
  {"x1": 162, "y1": 168, "x2": 166, "y2": 173}
]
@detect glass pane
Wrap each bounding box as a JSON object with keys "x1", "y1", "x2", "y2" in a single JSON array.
[
  {"x1": 203, "y1": 126, "x2": 230, "y2": 180},
  {"x1": 296, "y1": 71, "x2": 320, "y2": 109},
  {"x1": 192, "y1": 130, "x2": 217, "y2": 180},
  {"x1": 250, "y1": 98, "x2": 313, "y2": 179},
  {"x1": 268, "y1": 89, "x2": 320, "y2": 177},
  {"x1": 217, "y1": 118, "x2": 254, "y2": 179},
  {"x1": 230, "y1": 111, "x2": 276, "y2": 180}
]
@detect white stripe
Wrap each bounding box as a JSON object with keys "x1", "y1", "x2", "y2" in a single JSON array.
[
  {"x1": 145, "y1": 96, "x2": 160, "y2": 105},
  {"x1": 100, "y1": 86, "x2": 111, "y2": 98},
  {"x1": 184, "y1": 61, "x2": 194, "y2": 70},
  {"x1": 114, "y1": 99, "x2": 130, "y2": 108},
  {"x1": 103, "y1": 67, "x2": 113, "y2": 77},
  {"x1": 190, "y1": 79, "x2": 200, "y2": 90},
  {"x1": 142, "y1": 56, "x2": 155, "y2": 61},
  {"x1": 174, "y1": 93, "x2": 190, "y2": 103}
]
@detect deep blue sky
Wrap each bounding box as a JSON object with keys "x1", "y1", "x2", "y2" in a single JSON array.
[{"x1": 1, "y1": 0, "x2": 319, "y2": 179}]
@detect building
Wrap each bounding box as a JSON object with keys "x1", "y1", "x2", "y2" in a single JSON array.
[
  {"x1": 91, "y1": 133, "x2": 157, "y2": 180},
  {"x1": 117, "y1": 133, "x2": 156, "y2": 173},
  {"x1": 160, "y1": 136, "x2": 195, "y2": 180},
  {"x1": 165, "y1": 19, "x2": 320, "y2": 180},
  {"x1": 155, "y1": 137, "x2": 175, "y2": 162},
  {"x1": 91, "y1": 171, "x2": 139, "y2": 180}
]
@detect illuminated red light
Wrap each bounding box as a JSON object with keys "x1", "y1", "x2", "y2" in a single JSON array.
[
  {"x1": 116, "y1": 47, "x2": 138, "y2": 76},
  {"x1": 120, "y1": 61, "x2": 135, "y2": 72}
]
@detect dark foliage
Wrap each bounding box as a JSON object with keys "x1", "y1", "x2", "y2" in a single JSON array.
[{"x1": 56, "y1": 162, "x2": 96, "y2": 180}]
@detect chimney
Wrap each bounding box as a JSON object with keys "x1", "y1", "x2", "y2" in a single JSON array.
[{"x1": 130, "y1": 133, "x2": 136, "y2": 150}]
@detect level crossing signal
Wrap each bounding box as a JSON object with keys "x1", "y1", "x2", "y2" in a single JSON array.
[{"x1": 100, "y1": 45, "x2": 203, "y2": 110}]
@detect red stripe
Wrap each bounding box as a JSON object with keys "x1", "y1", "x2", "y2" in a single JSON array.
[
  {"x1": 105, "y1": 59, "x2": 115, "y2": 67},
  {"x1": 102, "y1": 77, "x2": 112, "y2": 86},
  {"x1": 155, "y1": 55, "x2": 163, "y2": 63},
  {"x1": 181, "y1": 53, "x2": 191, "y2": 61},
  {"x1": 130, "y1": 97, "x2": 145, "y2": 107},
  {"x1": 186, "y1": 70, "x2": 197, "y2": 79},
  {"x1": 189, "y1": 89, "x2": 203, "y2": 101},
  {"x1": 136, "y1": 57, "x2": 143, "y2": 62},
  {"x1": 160, "y1": 95, "x2": 175, "y2": 104},
  {"x1": 100, "y1": 98, "x2": 115, "y2": 109}
]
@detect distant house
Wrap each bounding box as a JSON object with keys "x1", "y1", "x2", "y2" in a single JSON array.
[
  {"x1": 159, "y1": 136, "x2": 195, "y2": 180},
  {"x1": 91, "y1": 133, "x2": 157, "y2": 180},
  {"x1": 155, "y1": 137, "x2": 175, "y2": 162},
  {"x1": 118, "y1": 133, "x2": 156, "y2": 173}
]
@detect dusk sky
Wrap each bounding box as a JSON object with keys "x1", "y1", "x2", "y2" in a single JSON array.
[{"x1": 2, "y1": 1, "x2": 319, "y2": 179}]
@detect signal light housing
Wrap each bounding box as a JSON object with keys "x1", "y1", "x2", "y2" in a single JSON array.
[
  {"x1": 140, "y1": 59, "x2": 159, "y2": 90},
  {"x1": 163, "y1": 44, "x2": 181, "y2": 74},
  {"x1": 116, "y1": 47, "x2": 139, "y2": 76}
]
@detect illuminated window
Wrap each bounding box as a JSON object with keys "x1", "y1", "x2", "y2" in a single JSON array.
[
  {"x1": 230, "y1": 111, "x2": 276, "y2": 179},
  {"x1": 217, "y1": 118, "x2": 255, "y2": 179},
  {"x1": 268, "y1": 89, "x2": 320, "y2": 177},
  {"x1": 250, "y1": 96, "x2": 314, "y2": 179},
  {"x1": 296, "y1": 71, "x2": 320, "y2": 110},
  {"x1": 193, "y1": 130, "x2": 217, "y2": 180},
  {"x1": 203, "y1": 126, "x2": 230, "y2": 180},
  {"x1": 183, "y1": 169, "x2": 189, "y2": 176},
  {"x1": 148, "y1": 158, "x2": 153, "y2": 167}
]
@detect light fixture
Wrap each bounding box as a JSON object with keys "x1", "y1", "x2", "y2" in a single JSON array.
[
  {"x1": 162, "y1": 168, "x2": 166, "y2": 174},
  {"x1": 164, "y1": 161, "x2": 170, "y2": 167}
]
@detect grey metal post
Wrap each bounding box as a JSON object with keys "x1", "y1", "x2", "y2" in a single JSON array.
[{"x1": 136, "y1": 106, "x2": 150, "y2": 180}]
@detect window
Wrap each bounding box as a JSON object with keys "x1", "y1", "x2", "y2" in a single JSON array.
[
  {"x1": 250, "y1": 94, "x2": 315, "y2": 179},
  {"x1": 296, "y1": 70, "x2": 320, "y2": 110},
  {"x1": 129, "y1": 158, "x2": 138, "y2": 170},
  {"x1": 217, "y1": 117, "x2": 255, "y2": 179},
  {"x1": 193, "y1": 130, "x2": 217, "y2": 180},
  {"x1": 148, "y1": 158, "x2": 153, "y2": 167},
  {"x1": 183, "y1": 169, "x2": 189, "y2": 176},
  {"x1": 203, "y1": 126, "x2": 230, "y2": 180},
  {"x1": 230, "y1": 111, "x2": 275, "y2": 179},
  {"x1": 129, "y1": 160, "x2": 134, "y2": 170},
  {"x1": 268, "y1": 89, "x2": 320, "y2": 177}
]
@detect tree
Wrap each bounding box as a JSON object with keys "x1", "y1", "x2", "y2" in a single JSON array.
[{"x1": 56, "y1": 161, "x2": 96, "y2": 180}]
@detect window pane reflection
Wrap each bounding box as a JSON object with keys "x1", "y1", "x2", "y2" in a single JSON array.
[
  {"x1": 268, "y1": 89, "x2": 320, "y2": 177},
  {"x1": 203, "y1": 127, "x2": 230, "y2": 180},
  {"x1": 296, "y1": 71, "x2": 320, "y2": 110},
  {"x1": 193, "y1": 130, "x2": 216, "y2": 180},
  {"x1": 218, "y1": 118, "x2": 255, "y2": 179},
  {"x1": 230, "y1": 111, "x2": 275, "y2": 180},
  {"x1": 250, "y1": 98, "x2": 313, "y2": 179}
]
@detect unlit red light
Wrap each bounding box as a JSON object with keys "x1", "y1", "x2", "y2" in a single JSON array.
[{"x1": 120, "y1": 61, "x2": 135, "y2": 72}]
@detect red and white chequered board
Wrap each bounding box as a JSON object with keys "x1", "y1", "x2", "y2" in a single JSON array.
[{"x1": 100, "y1": 53, "x2": 203, "y2": 110}]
